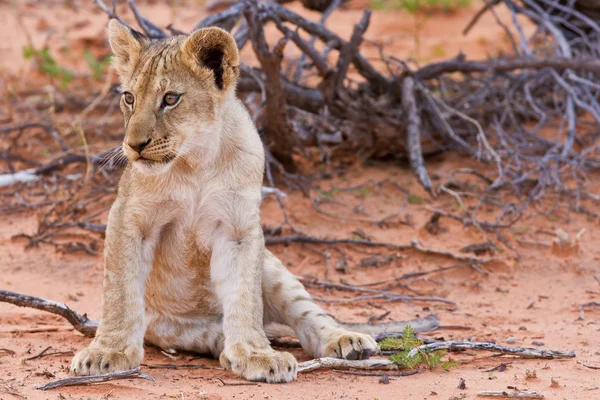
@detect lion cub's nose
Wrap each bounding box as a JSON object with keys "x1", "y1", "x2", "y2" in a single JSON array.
[{"x1": 128, "y1": 138, "x2": 152, "y2": 154}]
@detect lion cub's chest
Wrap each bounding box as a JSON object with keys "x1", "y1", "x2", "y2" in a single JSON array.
[{"x1": 144, "y1": 204, "x2": 220, "y2": 318}]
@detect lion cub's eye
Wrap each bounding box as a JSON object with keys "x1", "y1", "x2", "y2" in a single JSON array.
[
  {"x1": 162, "y1": 93, "x2": 180, "y2": 107},
  {"x1": 123, "y1": 92, "x2": 134, "y2": 106}
]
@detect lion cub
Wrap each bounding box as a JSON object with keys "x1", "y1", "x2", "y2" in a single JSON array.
[{"x1": 70, "y1": 20, "x2": 377, "y2": 383}]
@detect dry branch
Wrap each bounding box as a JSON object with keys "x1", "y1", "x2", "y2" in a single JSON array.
[
  {"x1": 0, "y1": 290, "x2": 98, "y2": 337},
  {"x1": 35, "y1": 367, "x2": 154, "y2": 391},
  {"x1": 297, "y1": 357, "x2": 398, "y2": 373},
  {"x1": 402, "y1": 76, "x2": 433, "y2": 195},
  {"x1": 5, "y1": 0, "x2": 600, "y2": 203},
  {"x1": 267, "y1": 236, "x2": 501, "y2": 264},
  {"x1": 244, "y1": 0, "x2": 297, "y2": 171},
  {"x1": 333, "y1": 369, "x2": 420, "y2": 377},
  {"x1": 477, "y1": 391, "x2": 544, "y2": 399},
  {"x1": 406, "y1": 341, "x2": 575, "y2": 359}
]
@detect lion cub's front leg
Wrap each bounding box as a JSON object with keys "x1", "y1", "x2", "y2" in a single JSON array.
[
  {"x1": 207, "y1": 192, "x2": 297, "y2": 383},
  {"x1": 71, "y1": 201, "x2": 157, "y2": 375}
]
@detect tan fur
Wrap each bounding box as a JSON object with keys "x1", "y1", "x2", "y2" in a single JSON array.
[{"x1": 70, "y1": 20, "x2": 377, "y2": 383}]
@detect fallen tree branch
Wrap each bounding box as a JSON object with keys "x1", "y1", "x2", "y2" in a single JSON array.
[
  {"x1": 415, "y1": 55, "x2": 600, "y2": 81},
  {"x1": 267, "y1": 236, "x2": 501, "y2": 264},
  {"x1": 333, "y1": 369, "x2": 420, "y2": 377},
  {"x1": 476, "y1": 391, "x2": 544, "y2": 398},
  {"x1": 402, "y1": 76, "x2": 433, "y2": 195},
  {"x1": 301, "y1": 276, "x2": 455, "y2": 305},
  {"x1": 35, "y1": 367, "x2": 154, "y2": 391},
  {"x1": 25, "y1": 346, "x2": 73, "y2": 361},
  {"x1": 0, "y1": 290, "x2": 98, "y2": 337},
  {"x1": 407, "y1": 341, "x2": 575, "y2": 359},
  {"x1": 298, "y1": 357, "x2": 398, "y2": 373},
  {"x1": 140, "y1": 363, "x2": 212, "y2": 370}
]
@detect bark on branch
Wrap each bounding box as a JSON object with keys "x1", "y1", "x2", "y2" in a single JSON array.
[
  {"x1": 35, "y1": 367, "x2": 154, "y2": 391},
  {"x1": 407, "y1": 341, "x2": 576, "y2": 359},
  {"x1": 0, "y1": 290, "x2": 98, "y2": 337}
]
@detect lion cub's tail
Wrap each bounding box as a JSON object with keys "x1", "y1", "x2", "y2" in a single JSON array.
[{"x1": 265, "y1": 315, "x2": 439, "y2": 339}]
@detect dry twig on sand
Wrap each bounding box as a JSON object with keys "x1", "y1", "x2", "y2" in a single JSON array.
[
  {"x1": 476, "y1": 391, "x2": 544, "y2": 398},
  {"x1": 407, "y1": 341, "x2": 575, "y2": 359},
  {"x1": 0, "y1": 290, "x2": 98, "y2": 337},
  {"x1": 35, "y1": 367, "x2": 154, "y2": 391},
  {"x1": 297, "y1": 357, "x2": 397, "y2": 373}
]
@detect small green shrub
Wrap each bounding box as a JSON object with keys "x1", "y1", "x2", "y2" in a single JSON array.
[
  {"x1": 23, "y1": 45, "x2": 74, "y2": 87},
  {"x1": 85, "y1": 50, "x2": 112, "y2": 80},
  {"x1": 380, "y1": 325, "x2": 458, "y2": 370},
  {"x1": 369, "y1": 0, "x2": 472, "y2": 12}
]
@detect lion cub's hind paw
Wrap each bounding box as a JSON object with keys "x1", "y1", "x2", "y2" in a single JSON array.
[
  {"x1": 70, "y1": 346, "x2": 141, "y2": 376},
  {"x1": 220, "y1": 348, "x2": 298, "y2": 383},
  {"x1": 323, "y1": 331, "x2": 378, "y2": 360}
]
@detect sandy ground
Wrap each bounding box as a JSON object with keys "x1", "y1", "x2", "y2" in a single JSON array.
[
  {"x1": 1, "y1": 0, "x2": 599, "y2": 399},
  {"x1": 2, "y1": 159, "x2": 599, "y2": 399}
]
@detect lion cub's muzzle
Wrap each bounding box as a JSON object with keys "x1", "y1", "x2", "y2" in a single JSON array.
[{"x1": 124, "y1": 137, "x2": 177, "y2": 164}]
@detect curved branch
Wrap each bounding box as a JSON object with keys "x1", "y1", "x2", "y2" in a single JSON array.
[
  {"x1": 407, "y1": 341, "x2": 576, "y2": 359},
  {"x1": 0, "y1": 290, "x2": 98, "y2": 337}
]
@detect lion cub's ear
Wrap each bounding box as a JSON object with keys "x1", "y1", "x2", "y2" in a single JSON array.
[
  {"x1": 107, "y1": 19, "x2": 149, "y2": 78},
  {"x1": 181, "y1": 27, "x2": 240, "y2": 91}
]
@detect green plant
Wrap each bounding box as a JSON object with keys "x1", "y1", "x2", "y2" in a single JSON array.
[
  {"x1": 23, "y1": 45, "x2": 74, "y2": 87},
  {"x1": 407, "y1": 194, "x2": 424, "y2": 205},
  {"x1": 379, "y1": 325, "x2": 458, "y2": 370},
  {"x1": 85, "y1": 50, "x2": 112, "y2": 80},
  {"x1": 369, "y1": 0, "x2": 471, "y2": 12},
  {"x1": 358, "y1": 187, "x2": 372, "y2": 196}
]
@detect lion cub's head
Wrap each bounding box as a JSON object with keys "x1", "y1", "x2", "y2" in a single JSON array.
[{"x1": 107, "y1": 19, "x2": 239, "y2": 174}]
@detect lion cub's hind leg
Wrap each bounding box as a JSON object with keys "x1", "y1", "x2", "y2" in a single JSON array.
[{"x1": 262, "y1": 251, "x2": 378, "y2": 360}]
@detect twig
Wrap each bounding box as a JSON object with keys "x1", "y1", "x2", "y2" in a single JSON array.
[
  {"x1": 141, "y1": 363, "x2": 211, "y2": 370},
  {"x1": 0, "y1": 290, "x2": 98, "y2": 337},
  {"x1": 333, "y1": 369, "x2": 421, "y2": 377},
  {"x1": 3, "y1": 384, "x2": 26, "y2": 399},
  {"x1": 407, "y1": 341, "x2": 575, "y2": 359},
  {"x1": 0, "y1": 348, "x2": 16, "y2": 355},
  {"x1": 301, "y1": 276, "x2": 455, "y2": 305},
  {"x1": 35, "y1": 367, "x2": 154, "y2": 391},
  {"x1": 484, "y1": 362, "x2": 512, "y2": 372},
  {"x1": 477, "y1": 391, "x2": 544, "y2": 398},
  {"x1": 267, "y1": 235, "x2": 501, "y2": 264},
  {"x1": 582, "y1": 364, "x2": 600, "y2": 370},
  {"x1": 216, "y1": 377, "x2": 258, "y2": 386},
  {"x1": 402, "y1": 76, "x2": 433, "y2": 195},
  {"x1": 298, "y1": 357, "x2": 398, "y2": 373},
  {"x1": 25, "y1": 346, "x2": 73, "y2": 360}
]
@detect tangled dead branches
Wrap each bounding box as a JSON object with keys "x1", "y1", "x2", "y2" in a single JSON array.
[
  {"x1": 75, "y1": 0, "x2": 600, "y2": 197},
  {"x1": 1, "y1": 0, "x2": 600, "y2": 252}
]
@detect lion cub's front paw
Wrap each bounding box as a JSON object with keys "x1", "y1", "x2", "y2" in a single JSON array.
[
  {"x1": 322, "y1": 330, "x2": 378, "y2": 360},
  {"x1": 70, "y1": 345, "x2": 142, "y2": 376},
  {"x1": 220, "y1": 344, "x2": 298, "y2": 383}
]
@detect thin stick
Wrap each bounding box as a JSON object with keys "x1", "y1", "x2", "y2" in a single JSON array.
[
  {"x1": 141, "y1": 363, "x2": 214, "y2": 370},
  {"x1": 25, "y1": 346, "x2": 73, "y2": 360},
  {"x1": 333, "y1": 369, "x2": 420, "y2": 377},
  {"x1": 402, "y1": 76, "x2": 433, "y2": 195},
  {"x1": 35, "y1": 367, "x2": 154, "y2": 391},
  {"x1": 267, "y1": 236, "x2": 500, "y2": 264},
  {"x1": 0, "y1": 290, "x2": 98, "y2": 337},
  {"x1": 477, "y1": 391, "x2": 544, "y2": 398},
  {"x1": 582, "y1": 364, "x2": 600, "y2": 370},
  {"x1": 216, "y1": 377, "x2": 258, "y2": 386},
  {"x1": 302, "y1": 277, "x2": 455, "y2": 306},
  {"x1": 298, "y1": 357, "x2": 398, "y2": 373},
  {"x1": 407, "y1": 341, "x2": 575, "y2": 359}
]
